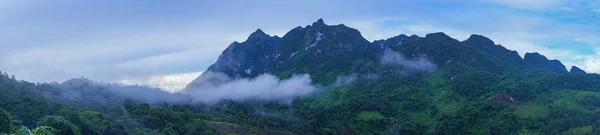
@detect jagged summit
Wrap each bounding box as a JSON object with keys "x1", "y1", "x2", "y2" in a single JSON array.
[
  {"x1": 465, "y1": 34, "x2": 495, "y2": 47},
  {"x1": 186, "y1": 18, "x2": 378, "y2": 90},
  {"x1": 200, "y1": 19, "x2": 371, "y2": 74},
  {"x1": 524, "y1": 52, "x2": 568, "y2": 73},
  {"x1": 395, "y1": 34, "x2": 408, "y2": 38},
  {"x1": 312, "y1": 18, "x2": 326, "y2": 26},
  {"x1": 570, "y1": 66, "x2": 587, "y2": 74},
  {"x1": 247, "y1": 29, "x2": 271, "y2": 41},
  {"x1": 462, "y1": 34, "x2": 523, "y2": 64},
  {"x1": 372, "y1": 34, "x2": 409, "y2": 49},
  {"x1": 425, "y1": 32, "x2": 455, "y2": 41},
  {"x1": 524, "y1": 53, "x2": 548, "y2": 61},
  {"x1": 252, "y1": 29, "x2": 267, "y2": 36}
]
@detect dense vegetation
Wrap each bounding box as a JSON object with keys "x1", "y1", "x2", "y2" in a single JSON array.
[{"x1": 2, "y1": 19, "x2": 600, "y2": 134}]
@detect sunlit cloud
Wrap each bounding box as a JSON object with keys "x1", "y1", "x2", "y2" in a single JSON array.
[{"x1": 119, "y1": 72, "x2": 202, "y2": 93}]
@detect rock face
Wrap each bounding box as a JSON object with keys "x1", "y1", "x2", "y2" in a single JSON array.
[
  {"x1": 372, "y1": 34, "x2": 408, "y2": 49},
  {"x1": 204, "y1": 28, "x2": 281, "y2": 78}
]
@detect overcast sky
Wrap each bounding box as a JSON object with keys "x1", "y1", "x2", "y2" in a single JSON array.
[{"x1": 1, "y1": 0, "x2": 599, "y2": 92}]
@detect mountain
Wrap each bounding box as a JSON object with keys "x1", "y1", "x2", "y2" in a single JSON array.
[
  {"x1": 185, "y1": 18, "x2": 380, "y2": 90},
  {"x1": 186, "y1": 19, "x2": 584, "y2": 91},
  {"x1": 181, "y1": 19, "x2": 600, "y2": 134},
  {"x1": 2, "y1": 19, "x2": 600, "y2": 135}
]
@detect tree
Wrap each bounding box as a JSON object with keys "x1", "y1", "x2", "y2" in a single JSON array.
[
  {"x1": 516, "y1": 128, "x2": 542, "y2": 135},
  {"x1": 11, "y1": 126, "x2": 55, "y2": 135},
  {"x1": 128, "y1": 128, "x2": 147, "y2": 135},
  {"x1": 160, "y1": 128, "x2": 177, "y2": 135},
  {"x1": 184, "y1": 119, "x2": 218, "y2": 135},
  {"x1": 592, "y1": 120, "x2": 600, "y2": 135},
  {"x1": 0, "y1": 107, "x2": 12, "y2": 133},
  {"x1": 37, "y1": 116, "x2": 80, "y2": 135},
  {"x1": 30, "y1": 126, "x2": 55, "y2": 135}
]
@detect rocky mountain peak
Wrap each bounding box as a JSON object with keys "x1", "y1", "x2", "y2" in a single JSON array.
[
  {"x1": 425, "y1": 32, "x2": 455, "y2": 41},
  {"x1": 247, "y1": 29, "x2": 271, "y2": 41},
  {"x1": 570, "y1": 66, "x2": 587, "y2": 74},
  {"x1": 524, "y1": 52, "x2": 568, "y2": 73},
  {"x1": 464, "y1": 34, "x2": 495, "y2": 47},
  {"x1": 312, "y1": 18, "x2": 326, "y2": 27}
]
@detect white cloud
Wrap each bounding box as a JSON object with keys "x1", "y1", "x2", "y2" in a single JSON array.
[
  {"x1": 0, "y1": 19, "x2": 258, "y2": 83},
  {"x1": 185, "y1": 72, "x2": 317, "y2": 103},
  {"x1": 559, "y1": 6, "x2": 575, "y2": 12},
  {"x1": 574, "y1": 38, "x2": 597, "y2": 44},
  {"x1": 580, "y1": 48, "x2": 600, "y2": 73},
  {"x1": 382, "y1": 49, "x2": 437, "y2": 72},
  {"x1": 485, "y1": 0, "x2": 564, "y2": 10},
  {"x1": 119, "y1": 72, "x2": 202, "y2": 93}
]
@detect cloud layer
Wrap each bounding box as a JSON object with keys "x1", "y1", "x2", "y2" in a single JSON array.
[
  {"x1": 50, "y1": 72, "x2": 322, "y2": 105},
  {"x1": 381, "y1": 49, "x2": 437, "y2": 72},
  {"x1": 184, "y1": 72, "x2": 318, "y2": 103},
  {"x1": 119, "y1": 72, "x2": 202, "y2": 92}
]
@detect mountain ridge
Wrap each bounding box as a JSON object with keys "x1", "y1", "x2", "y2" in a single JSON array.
[{"x1": 185, "y1": 19, "x2": 583, "y2": 91}]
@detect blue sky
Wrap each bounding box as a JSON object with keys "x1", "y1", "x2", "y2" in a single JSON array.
[{"x1": 1, "y1": 0, "x2": 599, "y2": 91}]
